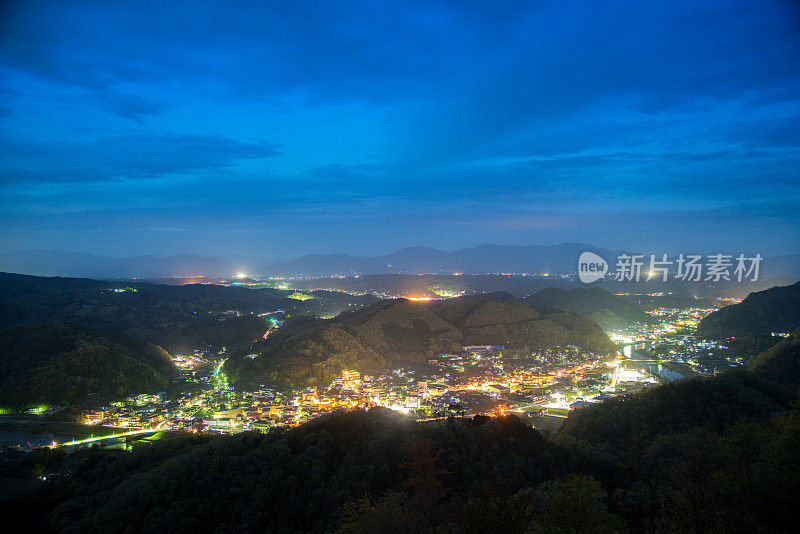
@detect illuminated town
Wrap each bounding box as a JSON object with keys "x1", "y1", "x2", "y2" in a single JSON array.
[{"x1": 37, "y1": 301, "x2": 742, "y2": 447}]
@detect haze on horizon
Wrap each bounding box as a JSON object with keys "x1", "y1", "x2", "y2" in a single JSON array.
[{"x1": 1, "y1": 0, "x2": 800, "y2": 260}]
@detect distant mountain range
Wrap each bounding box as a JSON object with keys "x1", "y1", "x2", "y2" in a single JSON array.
[
  {"x1": 0, "y1": 250, "x2": 265, "y2": 279},
  {"x1": 0, "y1": 244, "x2": 614, "y2": 278},
  {"x1": 1, "y1": 245, "x2": 799, "y2": 280},
  {"x1": 262, "y1": 243, "x2": 617, "y2": 277}
]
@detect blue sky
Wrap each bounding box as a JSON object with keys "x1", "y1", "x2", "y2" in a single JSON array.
[{"x1": 1, "y1": 0, "x2": 799, "y2": 260}]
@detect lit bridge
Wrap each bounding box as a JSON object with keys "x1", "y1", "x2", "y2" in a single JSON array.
[{"x1": 58, "y1": 428, "x2": 160, "y2": 451}]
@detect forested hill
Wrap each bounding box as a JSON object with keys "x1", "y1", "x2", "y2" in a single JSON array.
[
  {"x1": 747, "y1": 326, "x2": 800, "y2": 388},
  {"x1": 524, "y1": 286, "x2": 652, "y2": 330},
  {"x1": 560, "y1": 368, "x2": 794, "y2": 450},
  {"x1": 163, "y1": 314, "x2": 272, "y2": 353},
  {"x1": 0, "y1": 272, "x2": 377, "y2": 350},
  {"x1": 0, "y1": 322, "x2": 175, "y2": 407},
  {"x1": 228, "y1": 293, "x2": 615, "y2": 387},
  {"x1": 696, "y1": 281, "x2": 800, "y2": 338}
]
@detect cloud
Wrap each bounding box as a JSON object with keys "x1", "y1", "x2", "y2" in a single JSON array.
[
  {"x1": 98, "y1": 93, "x2": 168, "y2": 123},
  {"x1": 721, "y1": 114, "x2": 800, "y2": 149},
  {"x1": 0, "y1": 133, "x2": 279, "y2": 184},
  {"x1": 0, "y1": 1, "x2": 480, "y2": 104}
]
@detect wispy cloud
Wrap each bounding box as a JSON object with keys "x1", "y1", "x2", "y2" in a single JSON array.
[{"x1": 0, "y1": 134, "x2": 279, "y2": 184}]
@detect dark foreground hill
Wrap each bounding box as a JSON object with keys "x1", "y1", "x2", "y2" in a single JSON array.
[
  {"x1": 524, "y1": 287, "x2": 652, "y2": 330},
  {"x1": 0, "y1": 272, "x2": 377, "y2": 351},
  {"x1": 228, "y1": 293, "x2": 616, "y2": 386},
  {"x1": 0, "y1": 322, "x2": 175, "y2": 407},
  {"x1": 697, "y1": 281, "x2": 800, "y2": 338}
]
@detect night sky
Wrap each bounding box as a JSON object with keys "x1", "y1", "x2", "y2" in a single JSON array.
[{"x1": 1, "y1": 0, "x2": 799, "y2": 260}]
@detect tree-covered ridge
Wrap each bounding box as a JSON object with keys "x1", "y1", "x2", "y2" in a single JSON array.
[
  {"x1": 561, "y1": 324, "x2": 800, "y2": 452},
  {"x1": 229, "y1": 293, "x2": 616, "y2": 387},
  {"x1": 524, "y1": 286, "x2": 653, "y2": 331},
  {"x1": 0, "y1": 322, "x2": 175, "y2": 407},
  {"x1": 163, "y1": 313, "x2": 271, "y2": 353},
  {"x1": 559, "y1": 369, "x2": 794, "y2": 450},
  {"x1": 747, "y1": 326, "x2": 800, "y2": 389},
  {"x1": 0, "y1": 272, "x2": 377, "y2": 350},
  {"x1": 697, "y1": 281, "x2": 800, "y2": 338}
]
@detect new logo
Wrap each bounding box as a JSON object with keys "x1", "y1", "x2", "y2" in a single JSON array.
[{"x1": 578, "y1": 252, "x2": 607, "y2": 283}]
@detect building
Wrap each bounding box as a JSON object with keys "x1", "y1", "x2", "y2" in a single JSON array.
[
  {"x1": 341, "y1": 370, "x2": 360, "y2": 382},
  {"x1": 213, "y1": 407, "x2": 243, "y2": 419},
  {"x1": 84, "y1": 411, "x2": 105, "y2": 424},
  {"x1": 341, "y1": 370, "x2": 361, "y2": 390},
  {"x1": 205, "y1": 418, "x2": 237, "y2": 431},
  {"x1": 463, "y1": 345, "x2": 504, "y2": 358},
  {"x1": 485, "y1": 384, "x2": 510, "y2": 394}
]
